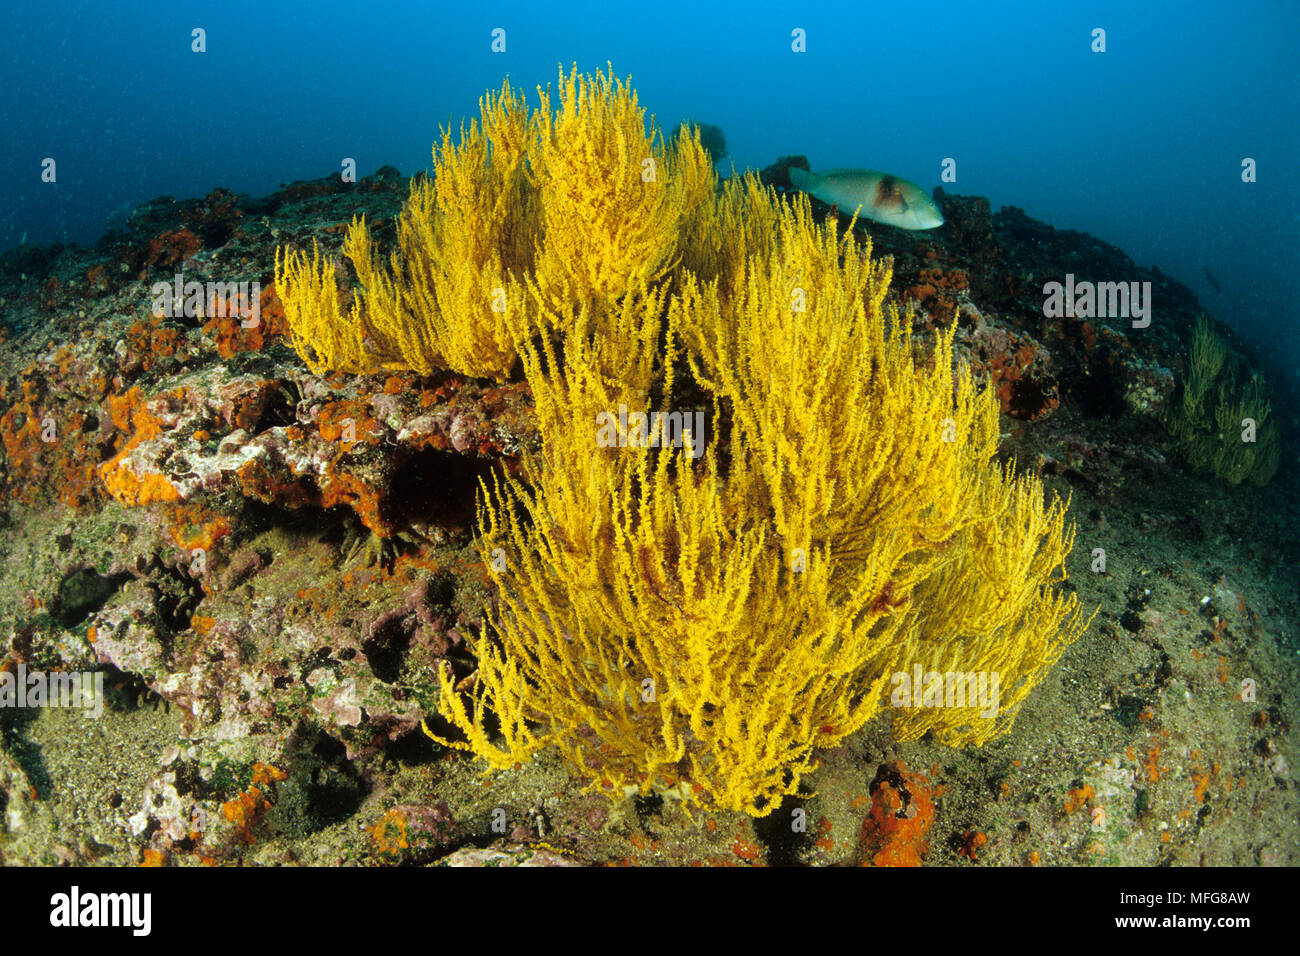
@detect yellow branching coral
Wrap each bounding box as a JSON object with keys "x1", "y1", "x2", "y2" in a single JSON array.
[
  {"x1": 276, "y1": 81, "x2": 537, "y2": 380},
  {"x1": 680, "y1": 189, "x2": 997, "y2": 583},
  {"x1": 511, "y1": 278, "x2": 672, "y2": 442},
  {"x1": 281, "y1": 69, "x2": 1090, "y2": 815},
  {"x1": 277, "y1": 66, "x2": 716, "y2": 380},
  {"x1": 528, "y1": 66, "x2": 704, "y2": 315},
  {"x1": 435, "y1": 391, "x2": 900, "y2": 814},
  {"x1": 275, "y1": 240, "x2": 373, "y2": 376},
  {"x1": 893, "y1": 462, "x2": 1089, "y2": 745},
  {"x1": 1164, "y1": 316, "x2": 1279, "y2": 486},
  {"x1": 340, "y1": 215, "x2": 435, "y2": 372},
  {"x1": 676, "y1": 172, "x2": 784, "y2": 301},
  {"x1": 663, "y1": 123, "x2": 723, "y2": 285},
  {"x1": 389, "y1": 80, "x2": 536, "y2": 377},
  {"x1": 427, "y1": 159, "x2": 1090, "y2": 814}
]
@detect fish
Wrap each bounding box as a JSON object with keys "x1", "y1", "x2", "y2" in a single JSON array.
[
  {"x1": 788, "y1": 167, "x2": 945, "y2": 230},
  {"x1": 1204, "y1": 265, "x2": 1220, "y2": 293}
]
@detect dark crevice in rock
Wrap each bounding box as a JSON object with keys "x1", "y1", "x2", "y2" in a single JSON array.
[
  {"x1": 362, "y1": 613, "x2": 411, "y2": 685},
  {"x1": 50, "y1": 567, "x2": 132, "y2": 629},
  {"x1": 261, "y1": 725, "x2": 368, "y2": 838},
  {"x1": 753, "y1": 793, "x2": 808, "y2": 866}
]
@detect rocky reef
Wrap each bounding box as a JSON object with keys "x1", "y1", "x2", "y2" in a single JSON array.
[{"x1": 0, "y1": 157, "x2": 1295, "y2": 866}]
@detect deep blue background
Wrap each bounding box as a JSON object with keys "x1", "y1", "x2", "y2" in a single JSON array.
[{"x1": 2, "y1": 1, "x2": 1296, "y2": 372}]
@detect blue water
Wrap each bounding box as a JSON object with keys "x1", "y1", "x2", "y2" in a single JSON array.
[{"x1": 2, "y1": 0, "x2": 1297, "y2": 367}]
